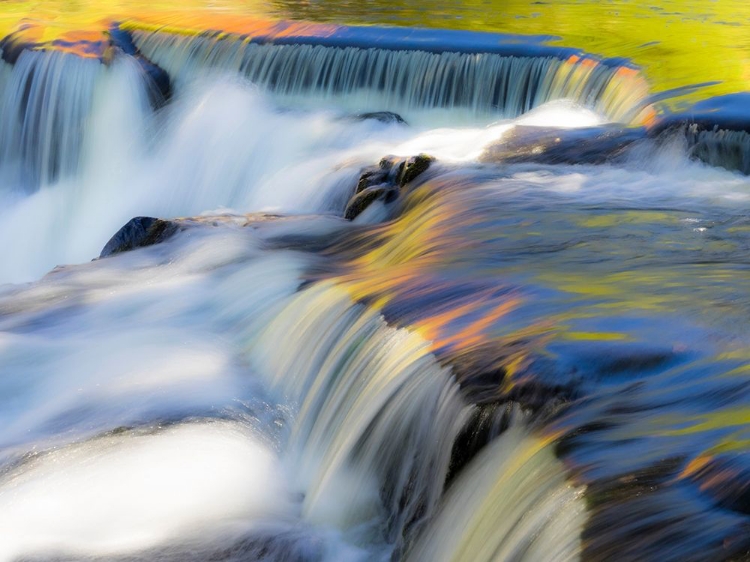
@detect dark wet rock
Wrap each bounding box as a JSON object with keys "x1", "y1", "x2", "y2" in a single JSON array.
[
  {"x1": 344, "y1": 154, "x2": 435, "y2": 220},
  {"x1": 99, "y1": 212, "x2": 349, "y2": 258},
  {"x1": 353, "y1": 111, "x2": 407, "y2": 125},
  {"x1": 99, "y1": 216, "x2": 178, "y2": 258},
  {"x1": 480, "y1": 125, "x2": 646, "y2": 165},
  {"x1": 398, "y1": 154, "x2": 435, "y2": 186},
  {"x1": 0, "y1": 34, "x2": 27, "y2": 65},
  {"x1": 137, "y1": 57, "x2": 172, "y2": 107},
  {"x1": 344, "y1": 185, "x2": 398, "y2": 220},
  {"x1": 356, "y1": 167, "x2": 390, "y2": 194}
]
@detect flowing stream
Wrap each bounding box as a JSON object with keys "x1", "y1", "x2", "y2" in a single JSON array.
[{"x1": 1, "y1": 22, "x2": 750, "y2": 562}]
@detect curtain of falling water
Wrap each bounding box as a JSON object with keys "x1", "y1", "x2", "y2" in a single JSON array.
[{"x1": 129, "y1": 30, "x2": 650, "y2": 123}]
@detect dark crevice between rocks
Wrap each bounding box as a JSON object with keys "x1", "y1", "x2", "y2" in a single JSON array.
[
  {"x1": 445, "y1": 402, "x2": 517, "y2": 487},
  {"x1": 108, "y1": 24, "x2": 172, "y2": 108}
]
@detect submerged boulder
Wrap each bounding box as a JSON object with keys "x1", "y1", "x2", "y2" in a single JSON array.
[
  {"x1": 353, "y1": 111, "x2": 408, "y2": 125},
  {"x1": 99, "y1": 216, "x2": 178, "y2": 258},
  {"x1": 480, "y1": 125, "x2": 646, "y2": 165}
]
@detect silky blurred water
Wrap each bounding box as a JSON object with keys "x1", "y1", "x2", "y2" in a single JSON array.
[
  {"x1": 268, "y1": 0, "x2": 750, "y2": 107},
  {"x1": 0, "y1": 2, "x2": 749, "y2": 561}
]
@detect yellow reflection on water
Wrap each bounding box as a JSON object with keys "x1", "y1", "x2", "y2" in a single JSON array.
[
  {"x1": 0, "y1": 0, "x2": 746, "y2": 106},
  {"x1": 0, "y1": 0, "x2": 273, "y2": 43},
  {"x1": 270, "y1": 0, "x2": 750, "y2": 107}
]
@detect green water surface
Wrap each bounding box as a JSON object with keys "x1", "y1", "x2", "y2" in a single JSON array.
[{"x1": 270, "y1": 0, "x2": 750, "y2": 109}]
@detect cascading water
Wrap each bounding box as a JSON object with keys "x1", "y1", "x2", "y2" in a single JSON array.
[
  {"x1": 0, "y1": 50, "x2": 102, "y2": 190},
  {"x1": 688, "y1": 127, "x2": 750, "y2": 175},
  {"x1": 0, "y1": 31, "x2": 644, "y2": 283},
  {"x1": 0, "y1": 218, "x2": 584, "y2": 561},
  {"x1": 249, "y1": 281, "x2": 470, "y2": 552},
  {"x1": 128, "y1": 29, "x2": 650, "y2": 124},
  {"x1": 405, "y1": 427, "x2": 587, "y2": 562},
  {"x1": 2, "y1": 11, "x2": 750, "y2": 562}
]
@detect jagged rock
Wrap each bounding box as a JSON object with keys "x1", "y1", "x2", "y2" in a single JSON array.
[
  {"x1": 99, "y1": 216, "x2": 178, "y2": 258},
  {"x1": 480, "y1": 125, "x2": 645, "y2": 165},
  {"x1": 398, "y1": 154, "x2": 434, "y2": 186},
  {"x1": 354, "y1": 111, "x2": 408, "y2": 125},
  {"x1": 344, "y1": 185, "x2": 398, "y2": 220},
  {"x1": 344, "y1": 154, "x2": 435, "y2": 220},
  {"x1": 356, "y1": 168, "x2": 390, "y2": 194}
]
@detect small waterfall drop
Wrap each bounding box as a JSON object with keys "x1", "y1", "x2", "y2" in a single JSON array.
[
  {"x1": 0, "y1": 218, "x2": 586, "y2": 561},
  {"x1": 406, "y1": 427, "x2": 587, "y2": 562},
  {"x1": 0, "y1": 50, "x2": 103, "y2": 190},
  {"x1": 687, "y1": 126, "x2": 750, "y2": 175},
  {"x1": 3, "y1": 12, "x2": 750, "y2": 562},
  {"x1": 128, "y1": 29, "x2": 651, "y2": 124},
  {"x1": 248, "y1": 280, "x2": 472, "y2": 554}
]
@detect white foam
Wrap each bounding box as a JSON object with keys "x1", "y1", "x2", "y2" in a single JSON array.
[
  {"x1": 0, "y1": 421, "x2": 294, "y2": 561},
  {"x1": 514, "y1": 99, "x2": 606, "y2": 128},
  {"x1": 388, "y1": 100, "x2": 607, "y2": 162}
]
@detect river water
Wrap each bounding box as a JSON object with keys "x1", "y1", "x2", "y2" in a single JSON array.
[{"x1": 0, "y1": 3, "x2": 749, "y2": 562}]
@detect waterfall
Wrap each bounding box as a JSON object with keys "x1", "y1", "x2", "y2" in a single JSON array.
[
  {"x1": 406, "y1": 427, "x2": 586, "y2": 562},
  {"x1": 686, "y1": 126, "x2": 750, "y2": 175},
  {"x1": 0, "y1": 219, "x2": 588, "y2": 561},
  {"x1": 128, "y1": 29, "x2": 651, "y2": 123},
  {"x1": 248, "y1": 281, "x2": 472, "y2": 553},
  {"x1": 2, "y1": 11, "x2": 750, "y2": 562},
  {"x1": 0, "y1": 50, "x2": 103, "y2": 190},
  {"x1": 0, "y1": 22, "x2": 654, "y2": 194}
]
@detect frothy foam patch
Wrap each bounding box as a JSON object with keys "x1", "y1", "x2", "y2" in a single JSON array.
[
  {"x1": 514, "y1": 99, "x2": 606, "y2": 128},
  {"x1": 391, "y1": 100, "x2": 608, "y2": 162},
  {"x1": 0, "y1": 421, "x2": 295, "y2": 561}
]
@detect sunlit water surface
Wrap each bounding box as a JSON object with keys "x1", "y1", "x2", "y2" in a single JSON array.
[{"x1": 0, "y1": 2, "x2": 750, "y2": 562}]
